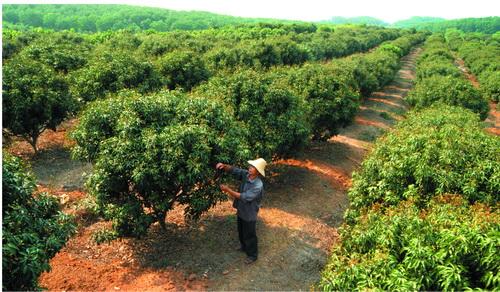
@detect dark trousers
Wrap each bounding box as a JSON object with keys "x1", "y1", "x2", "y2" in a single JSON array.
[{"x1": 237, "y1": 216, "x2": 258, "y2": 259}]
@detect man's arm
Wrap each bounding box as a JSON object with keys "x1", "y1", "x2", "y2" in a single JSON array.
[
  {"x1": 216, "y1": 162, "x2": 246, "y2": 180},
  {"x1": 220, "y1": 182, "x2": 262, "y2": 202}
]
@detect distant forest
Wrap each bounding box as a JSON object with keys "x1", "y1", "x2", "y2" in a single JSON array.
[
  {"x1": 394, "y1": 16, "x2": 500, "y2": 34},
  {"x1": 2, "y1": 4, "x2": 297, "y2": 32},
  {"x1": 320, "y1": 16, "x2": 388, "y2": 26},
  {"x1": 2, "y1": 4, "x2": 499, "y2": 34},
  {"x1": 391, "y1": 17, "x2": 446, "y2": 28}
]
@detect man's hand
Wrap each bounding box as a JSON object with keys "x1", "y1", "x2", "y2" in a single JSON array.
[
  {"x1": 220, "y1": 184, "x2": 230, "y2": 193},
  {"x1": 216, "y1": 162, "x2": 231, "y2": 172},
  {"x1": 220, "y1": 184, "x2": 241, "y2": 199}
]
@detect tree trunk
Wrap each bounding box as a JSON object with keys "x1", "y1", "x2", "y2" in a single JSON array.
[
  {"x1": 159, "y1": 218, "x2": 167, "y2": 231},
  {"x1": 156, "y1": 211, "x2": 167, "y2": 231},
  {"x1": 26, "y1": 135, "x2": 39, "y2": 155}
]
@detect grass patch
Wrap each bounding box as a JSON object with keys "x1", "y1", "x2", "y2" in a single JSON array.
[{"x1": 91, "y1": 228, "x2": 118, "y2": 244}]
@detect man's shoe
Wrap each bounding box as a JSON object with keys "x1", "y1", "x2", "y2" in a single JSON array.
[{"x1": 245, "y1": 257, "x2": 257, "y2": 264}]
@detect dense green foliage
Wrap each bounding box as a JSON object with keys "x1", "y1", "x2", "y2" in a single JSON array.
[
  {"x1": 2, "y1": 23, "x2": 410, "y2": 156},
  {"x1": 2, "y1": 24, "x2": 403, "y2": 66},
  {"x1": 68, "y1": 30, "x2": 425, "y2": 238},
  {"x1": 294, "y1": 32, "x2": 426, "y2": 139},
  {"x1": 350, "y1": 45, "x2": 401, "y2": 96},
  {"x1": 454, "y1": 36, "x2": 500, "y2": 102},
  {"x1": 407, "y1": 75, "x2": 488, "y2": 119},
  {"x1": 395, "y1": 16, "x2": 500, "y2": 34},
  {"x1": 3, "y1": 29, "x2": 43, "y2": 60},
  {"x1": 3, "y1": 24, "x2": 404, "y2": 106},
  {"x1": 406, "y1": 34, "x2": 489, "y2": 119},
  {"x1": 197, "y1": 32, "x2": 426, "y2": 143},
  {"x1": 2, "y1": 5, "x2": 408, "y2": 73},
  {"x1": 155, "y1": 50, "x2": 209, "y2": 91},
  {"x1": 2, "y1": 55, "x2": 76, "y2": 153},
  {"x1": 70, "y1": 49, "x2": 162, "y2": 102},
  {"x1": 198, "y1": 25, "x2": 402, "y2": 70},
  {"x1": 20, "y1": 31, "x2": 92, "y2": 73},
  {"x1": 2, "y1": 4, "x2": 297, "y2": 32},
  {"x1": 479, "y1": 71, "x2": 500, "y2": 103},
  {"x1": 320, "y1": 195, "x2": 499, "y2": 290},
  {"x1": 2, "y1": 153, "x2": 75, "y2": 290},
  {"x1": 3, "y1": 19, "x2": 425, "y2": 238},
  {"x1": 414, "y1": 41, "x2": 459, "y2": 80},
  {"x1": 347, "y1": 105, "x2": 499, "y2": 219},
  {"x1": 283, "y1": 63, "x2": 360, "y2": 139},
  {"x1": 320, "y1": 104, "x2": 499, "y2": 290},
  {"x1": 320, "y1": 29, "x2": 498, "y2": 288},
  {"x1": 71, "y1": 91, "x2": 250, "y2": 236},
  {"x1": 195, "y1": 70, "x2": 310, "y2": 159}
]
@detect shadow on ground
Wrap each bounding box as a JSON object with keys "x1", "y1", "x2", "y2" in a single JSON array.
[
  {"x1": 31, "y1": 147, "x2": 92, "y2": 190},
  {"x1": 128, "y1": 210, "x2": 332, "y2": 291}
]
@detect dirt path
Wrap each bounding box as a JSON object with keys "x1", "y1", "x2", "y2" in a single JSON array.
[
  {"x1": 9, "y1": 48, "x2": 421, "y2": 291},
  {"x1": 485, "y1": 102, "x2": 500, "y2": 135},
  {"x1": 454, "y1": 55, "x2": 499, "y2": 136},
  {"x1": 454, "y1": 56, "x2": 480, "y2": 88}
]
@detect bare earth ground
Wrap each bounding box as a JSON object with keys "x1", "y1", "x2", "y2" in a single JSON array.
[
  {"x1": 455, "y1": 56, "x2": 499, "y2": 135},
  {"x1": 7, "y1": 48, "x2": 423, "y2": 291}
]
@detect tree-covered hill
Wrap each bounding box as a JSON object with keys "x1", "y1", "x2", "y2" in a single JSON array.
[
  {"x1": 393, "y1": 16, "x2": 500, "y2": 34},
  {"x1": 392, "y1": 16, "x2": 445, "y2": 28},
  {"x1": 4, "y1": 4, "x2": 499, "y2": 34},
  {"x1": 2, "y1": 4, "x2": 298, "y2": 32},
  {"x1": 320, "y1": 16, "x2": 387, "y2": 26}
]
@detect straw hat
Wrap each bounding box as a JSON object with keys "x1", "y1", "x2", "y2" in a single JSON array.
[{"x1": 248, "y1": 158, "x2": 267, "y2": 177}]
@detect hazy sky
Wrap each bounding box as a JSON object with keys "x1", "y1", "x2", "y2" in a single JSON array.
[{"x1": 3, "y1": 0, "x2": 499, "y2": 23}]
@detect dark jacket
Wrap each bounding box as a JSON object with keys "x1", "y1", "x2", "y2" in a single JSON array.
[{"x1": 231, "y1": 167, "x2": 264, "y2": 221}]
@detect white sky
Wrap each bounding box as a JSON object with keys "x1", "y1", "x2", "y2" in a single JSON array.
[{"x1": 2, "y1": 0, "x2": 499, "y2": 23}]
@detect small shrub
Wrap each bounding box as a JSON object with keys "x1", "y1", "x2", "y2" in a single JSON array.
[
  {"x1": 2, "y1": 153, "x2": 75, "y2": 290},
  {"x1": 91, "y1": 228, "x2": 118, "y2": 244}
]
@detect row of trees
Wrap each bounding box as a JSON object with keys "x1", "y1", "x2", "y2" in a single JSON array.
[
  {"x1": 319, "y1": 34, "x2": 499, "y2": 289},
  {"x1": 406, "y1": 34, "x2": 489, "y2": 119},
  {"x1": 319, "y1": 107, "x2": 499, "y2": 290},
  {"x1": 449, "y1": 32, "x2": 500, "y2": 102},
  {"x1": 69, "y1": 32, "x2": 427, "y2": 237},
  {"x1": 3, "y1": 24, "x2": 402, "y2": 66},
  {"x1": 3, "y1": 25, "x2": 405, "y2": 153}
]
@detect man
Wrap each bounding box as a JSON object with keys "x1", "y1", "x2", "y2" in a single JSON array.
[{"x1": 216, "y1": 158, "x2": 266, "y2": 264}]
